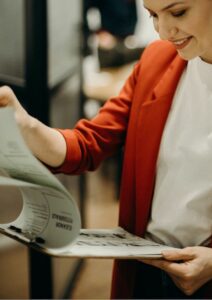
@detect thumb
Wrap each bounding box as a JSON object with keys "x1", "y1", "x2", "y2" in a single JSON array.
[
  {"x1": 162, "y1": 247, "x2": 195, "y2": 261},
  {"x1": 0, "y1": 86, "x2": 17, "y2": 107}
]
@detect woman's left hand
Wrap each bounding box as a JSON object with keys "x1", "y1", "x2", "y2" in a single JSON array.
[{"x1": 140, "y1": 246, "x2": 212, "y2": 296}]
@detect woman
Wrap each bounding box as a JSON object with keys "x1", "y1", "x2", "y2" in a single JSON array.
[{"x1": 0, "y1": 0, "x2": 212, "y2": 298}]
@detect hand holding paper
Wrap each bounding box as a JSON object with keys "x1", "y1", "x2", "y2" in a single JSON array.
[
  {"x1": 140, "y1": 246, "x2": 212, "y2": 295},
  {"x1": 0, "y1": 86, "x2": 66, "y2": 167}
]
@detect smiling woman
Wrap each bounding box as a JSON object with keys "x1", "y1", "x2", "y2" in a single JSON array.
[
  {"x1": 144, "y1": 0, "x2": 212, "y2": 62},
  {"x1": 0, "y1": 0, "x2": 211, "y2": 299}
]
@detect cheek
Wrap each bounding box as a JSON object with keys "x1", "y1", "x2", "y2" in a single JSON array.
[
  {"x1": 192, "y1": 24, "x2": 208, "y2": 48},
  {"x1": 186, "y1": 13, "x2": 211, "y2": 42}
]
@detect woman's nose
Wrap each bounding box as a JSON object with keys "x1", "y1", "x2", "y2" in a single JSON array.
[{"x1": 157, "y1": 18, "x2": 178, "y2": 40}]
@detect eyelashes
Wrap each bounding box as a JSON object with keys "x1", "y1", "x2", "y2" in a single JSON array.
[
  {"x1": 148, "y1": 9, "x2": 187, "y2": 19},
  {"x1": 172, "y1": 10, "x2": 186, "y2": 17}
]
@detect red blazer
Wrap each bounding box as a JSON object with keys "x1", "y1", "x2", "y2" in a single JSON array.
[{"x1": 56, "y1": 40, "x2": 212, "y2": 298}]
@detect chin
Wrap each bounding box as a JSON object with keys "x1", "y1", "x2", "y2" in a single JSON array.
[{"x1": 177, "y1": 50, "x2": 198, "y2": 61}]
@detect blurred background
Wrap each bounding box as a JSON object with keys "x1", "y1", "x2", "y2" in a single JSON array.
[{"x1": 0, "y1": 0, "x2": 157, "y2": 298}]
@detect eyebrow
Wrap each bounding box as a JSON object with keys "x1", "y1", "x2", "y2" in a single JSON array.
[{"x1": 144, "y1": 1, "x2": 185, "y2": 12}]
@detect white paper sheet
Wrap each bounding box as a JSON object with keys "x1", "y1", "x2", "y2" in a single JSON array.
[{"x1": 0, "y1": 107, "x2": 81, "y2": 252}]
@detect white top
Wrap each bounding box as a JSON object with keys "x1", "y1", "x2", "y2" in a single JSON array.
[{"x1": 145, "y1": 57, "x2": 212, "y2": 248}]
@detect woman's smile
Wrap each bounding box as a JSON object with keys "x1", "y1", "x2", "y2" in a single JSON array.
[{"x1": 170, "y1": 36, "x2": 192, "y2": 50}]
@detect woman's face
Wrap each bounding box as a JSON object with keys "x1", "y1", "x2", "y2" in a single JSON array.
[{"x1": 143, "y1": 0, "x2": 212, "y2": 63}]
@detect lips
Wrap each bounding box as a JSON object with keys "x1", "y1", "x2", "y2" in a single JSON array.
[{"x1": 171, "y1": 37, "x2": 192, "y2": 50}]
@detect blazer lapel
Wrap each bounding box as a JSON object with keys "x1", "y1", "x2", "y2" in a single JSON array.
[{"x1": 135, "y1": 56, "x2": 187, "y2": 236}]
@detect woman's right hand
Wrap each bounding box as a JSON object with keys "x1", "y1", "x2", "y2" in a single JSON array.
[
  {"x1": 0, "y1": 85, "x2": 67, "y2": 167},
  {"x1": 0, "y1": 85, "x2": 31, "y2": 132}
]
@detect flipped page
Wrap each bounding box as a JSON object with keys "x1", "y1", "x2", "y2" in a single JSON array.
[{"x1": 0, "y1": 107, "x2": 81, "y2": 251}]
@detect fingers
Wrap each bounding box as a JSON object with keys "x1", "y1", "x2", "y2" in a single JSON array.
[
  {"x1": 145, "y1": 248, "x2": 196, "y2": 276},
  {"x1": 141, "y1": 247, "x2": 212, "y2": 296},
  {"x1": 162, "y1": 247, "x2": 195, "y2": 261},
  {"x1": 0, "y1": 85, "x2": 16, "y2": 107}
]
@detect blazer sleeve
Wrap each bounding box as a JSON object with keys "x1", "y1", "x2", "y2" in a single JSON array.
[{"x1": 52, "y1": 61, "x2": 141, "y2": 175}]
